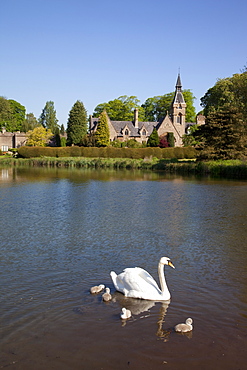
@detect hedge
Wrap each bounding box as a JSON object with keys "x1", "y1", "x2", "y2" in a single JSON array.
[{"x1": 17, "y1": 146, "x2": 197, "y2": 159}]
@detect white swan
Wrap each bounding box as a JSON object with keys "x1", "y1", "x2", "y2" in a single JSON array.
[
  {"x1": 110, "y1": 257, "x2": 175, "y2": 300},
  {"x1": 121, "y1": 307, "x2": 132, "y2": 319},
  {"x1": 90, "y1": 284, "x2": 105, "y2": 294},
  {"x1": 102, "y1": 287, "x2": 112, "y2": 302},
  {"x1": 174, "y1": 318, "x2": 193, "y2": 332}
]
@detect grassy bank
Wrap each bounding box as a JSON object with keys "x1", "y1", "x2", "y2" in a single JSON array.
[{"x1": 1, "y1": 157, "x2": 247, "y2": 179}]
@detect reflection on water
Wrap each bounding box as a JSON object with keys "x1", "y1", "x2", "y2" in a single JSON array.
[{"x1": 1, "y1": 166, "x2": 247, "y2": 369}]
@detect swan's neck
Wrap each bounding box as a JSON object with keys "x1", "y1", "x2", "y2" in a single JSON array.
[{"x1": 158, "y1": 262, "x2": 167, "y2": 293}]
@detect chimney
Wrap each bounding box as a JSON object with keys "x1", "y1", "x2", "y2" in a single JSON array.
[{"x1": 134, "y1": 108, "x2": 138, "y2": 128}]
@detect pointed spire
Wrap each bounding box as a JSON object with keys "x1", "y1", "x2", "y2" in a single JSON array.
[
  {"x1": 176, "y1": 73, "x2": 182, "y2": 90},
  {"x1": 173, "y1": 73, "x2": 185, "y2": 104}
]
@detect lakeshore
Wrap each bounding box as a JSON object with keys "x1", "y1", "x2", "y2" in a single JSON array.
[{"x1": 1, "y1": 157, "x2": 247, "y2": 180}]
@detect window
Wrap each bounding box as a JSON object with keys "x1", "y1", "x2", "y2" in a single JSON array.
[
  {"x1": 2, "y1": 145, "x2": 8, "y2": 152},
  {"x1": 142, "y1": 129, "x2": 146, "y2": 136},
  {"x1": 177, "y1": 113, "x2": 182, "y2": 124},
  {"x1": 125, "y1": 129, "x2": 129, "y2": 135}
]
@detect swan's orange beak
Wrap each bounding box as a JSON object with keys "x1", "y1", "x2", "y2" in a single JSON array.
[{"x1": 168, "y1": 261, "x2": 175, "y2": 269}]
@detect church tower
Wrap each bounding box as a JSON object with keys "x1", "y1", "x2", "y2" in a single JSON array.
[{"x1": 172, "y1": 73, "x2": 186, "y2": 126}]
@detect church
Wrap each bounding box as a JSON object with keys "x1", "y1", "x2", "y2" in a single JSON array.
[{"x1": 90, "y1": 74, "x2": 195, "y2": 147}]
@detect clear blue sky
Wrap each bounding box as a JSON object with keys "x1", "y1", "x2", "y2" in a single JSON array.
[{"x1": 1, "y1": 0, "x2": 246, "y2": 127}]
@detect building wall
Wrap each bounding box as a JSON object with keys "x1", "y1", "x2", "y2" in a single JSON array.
[{"x1": 0, "y1": 128, "x2": 27, "y2": 151}]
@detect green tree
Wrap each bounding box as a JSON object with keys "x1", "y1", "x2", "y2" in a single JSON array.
[
  {"x1": 183, "y1": 90, "x2": 197, "y2": 122},
  {"x1": 60, "y1": 124, "x2": 65, "y2": 135},
  {"x1": 0, "y1": 97, "x2": 12, "y2": 127},
  {"x1": 167, "y1": 132, "x2": 174, "y2": 147},
  {"x1": 94, "y1": 110, "x2": 110, "y2": 147},
  {"x1": 0, "y1": 97, "x2": 26, "y2": 132},
  {"x1": 67, "y1": 100, "x2": 88, "y2": 146},
  {"x1": 182, "y1": 124, "x2": 200, "y2": 147},
  {"x1": 201, "y1": 71, "x2": 247, "y2": 119},
  {"x1": 8, "y1": 100, "x2": 26, "y2": 131},
  {"x1": 141, "y1": 96, "x2": 161, "y2": 121},
  {"x1": 147, "y1": 128, "x2": 159, "y2": 147},
  {"x1": 93, "y1": 96, "x2": 145, "y2": 121},
  {"x1": 142, "y1": 90, "x2": 196, "y2": 122},
  {"x1": 22, "y1": 113, "x2": 39, "y2": 132},
  {"x1": 195, "y1": 107, "x2": 247, "y2": 160},
  {"x1": 39, "y1": 101, "x2": 59, "y2": 133},
  {"x1": 26, "y1": 126, "x2": 53, "y2": 146}
]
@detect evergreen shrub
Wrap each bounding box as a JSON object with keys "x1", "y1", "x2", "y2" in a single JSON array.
[
  {"x1": 174, "y1": 147, "x2": 185, "y2": 159},
  {"x1": 162, "y1": 148, "x2": 175, "y2": 159},
  {"x1": 17, "y1": 145, "x2": 197, "y2": 159},
  {"x1": 70, "y1": 146, "x2": 81, "y2": 157}
]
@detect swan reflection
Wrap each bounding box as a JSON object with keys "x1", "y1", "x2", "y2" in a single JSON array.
[
  {"x1": 156, "y1": 302, "x2": 172, "y2": 341},
  {"x1": 112, "y1": 291, "x2": 157, "y2": 315},
  {"x1": 113, "y1": 292, "x2": 172, "y2": 336}
]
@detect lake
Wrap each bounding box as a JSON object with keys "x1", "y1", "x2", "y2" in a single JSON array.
[{"x1": 1, "y1": 166, "x2": 247, "y2": 369}]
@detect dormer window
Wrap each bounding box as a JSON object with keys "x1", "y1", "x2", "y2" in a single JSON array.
[
  {"x1": 142, "y1": 129, "x2": 146, "y2": 136},
  {"x1": 125, "y1": 129, "x2": 129, "y2": 135}
]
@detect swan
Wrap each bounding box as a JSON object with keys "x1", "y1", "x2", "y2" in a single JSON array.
[
  {"x1": 174, "y1": 318, "x2": 193, "y2": 332},
  {"x1": 102, "y1": 287, "x2": 112, "y2": 302},
  {"x1": 90, "y1": 284, "x2": 105, "y2": 294},
  {"x1": 110, "y1": 257, "x2": 175, "y2": 300},
  {"x1": 121, "y1": 307, "x2": 132, "y2": 319}
]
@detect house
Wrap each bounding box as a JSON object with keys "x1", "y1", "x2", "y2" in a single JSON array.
[
  {"x1": 90, "y1": 74, "x2": 194, "y2": 147},
  {"x1": 0, "y1": 127, "x2": 27, "y2": 152}
]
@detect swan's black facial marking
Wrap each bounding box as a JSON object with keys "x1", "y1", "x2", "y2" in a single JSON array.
[{"x1": 168, "y1": 260, "x2": 175, "y2": 269}]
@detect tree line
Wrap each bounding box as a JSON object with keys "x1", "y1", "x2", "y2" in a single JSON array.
[
  {"x1": 1, "y1": 67, "x2": 247, "y2": 160},
  {"x1": 189, "y1": 67, "x2": 247, "y2": 160},
  {"x1": 0, "y1": 89, "x2": 197, "y2": 132}
]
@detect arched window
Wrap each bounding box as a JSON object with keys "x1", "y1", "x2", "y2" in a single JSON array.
[
  {"x1": 142, "y1": 129, "x2": 146, "y2": 136},
  {"x1": 125, "y1": 129, "x2": 129, "y2": 135},
  {"x1": 177, "y1": 113, "x2": 182, "y2": 124}
]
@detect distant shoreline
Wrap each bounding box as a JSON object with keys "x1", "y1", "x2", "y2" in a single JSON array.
[{"x1": 1, "y1": 157, "x2": 247, "y2": 180}]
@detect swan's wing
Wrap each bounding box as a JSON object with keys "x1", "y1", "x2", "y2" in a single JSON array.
[{"x1": 115, "y1": 267, "x2": 161, "y2": 299}]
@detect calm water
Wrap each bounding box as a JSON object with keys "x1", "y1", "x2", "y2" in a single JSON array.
[{"x1": 1, "y1": 167, "x2": 247, "y2": 370}]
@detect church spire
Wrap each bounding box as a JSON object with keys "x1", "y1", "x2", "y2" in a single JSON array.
[
  {"x1": 173, "y1": 73, "x2": 185, "y2": 104},
  {"x1": 172, "y1": 73, "x2": 186, "y2": 127},
  {"x1": 176, "y1": 73, "x2": 182, "y2": 90}
]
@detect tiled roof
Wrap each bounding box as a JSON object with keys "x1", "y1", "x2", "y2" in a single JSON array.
[
  {"x1": 111, "y1": 120, "x2": 156, "y2": 137},
  {"x1": 90, "y1": 117, "x2": 156, "y2": 138}
]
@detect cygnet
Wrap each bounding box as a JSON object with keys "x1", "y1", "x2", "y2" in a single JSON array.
[
  {"x1": 90, "y1": 284, "x2": 105, "y2": 294},
  {"x1": 102, "y1": 287, "x2": 112, "y2": 302},
  {"x1": 174, "y1": 318, "x2": 193, "y2": 332},
  {"x1": 121, "y1": 307, "x2": 132, "y2": 319}
]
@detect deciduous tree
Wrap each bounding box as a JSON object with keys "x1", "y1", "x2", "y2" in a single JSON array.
[
  {"x1": 8, "y1": 100, "x2": 26, "y2": 131},
  {"x1": 93, "y1": 96, "x2": 145, "y2": 121},
  {"x1": 142, "y1": 90, "x2": 196, "y2": 123},
  {"x1": 26, "y1": 126, "x2": 53, "y2": 146},
  {"x1": 22, "y1": 113, "x2": 39, "y2": 132},
  {"x1": 0, "y1": 97, "x2": 12, "y2": 127},
  {"x1": 0, "y1": 97, "x2": 26, "y2": 132}
]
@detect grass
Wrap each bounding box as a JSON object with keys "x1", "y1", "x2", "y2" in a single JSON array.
[{"x1": 0, "y1": 157, "x2": 247, "y2": 179}]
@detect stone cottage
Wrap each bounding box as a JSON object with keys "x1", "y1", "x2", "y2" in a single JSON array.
[
  {"x1": 0, "y1": 127, "x2": 27, "y2": 152},
  {"x1": 90, "y1": 74, "x2": 194, "y2": 147}
]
